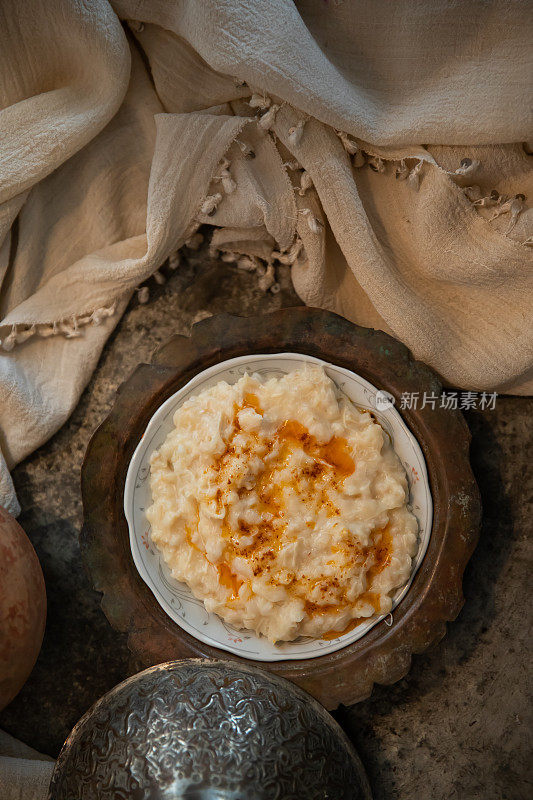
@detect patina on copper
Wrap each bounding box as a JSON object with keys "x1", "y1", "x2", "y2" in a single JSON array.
[{"x1": 80, "y1": 308, "x2": 481, "y2": 709}]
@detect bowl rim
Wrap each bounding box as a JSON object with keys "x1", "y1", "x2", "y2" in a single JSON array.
[{"x1": 123, "y1": 351, "x2": 433, "y2": 661}]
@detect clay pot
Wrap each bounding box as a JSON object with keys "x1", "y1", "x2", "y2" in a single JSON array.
[{"x1": 0, "y1": 505, "x2": 46, "y2": 710}]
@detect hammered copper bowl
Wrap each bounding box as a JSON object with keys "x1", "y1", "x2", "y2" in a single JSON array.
[{"x1": 47, "y1": 659, "x2": 372, "y2": 800}]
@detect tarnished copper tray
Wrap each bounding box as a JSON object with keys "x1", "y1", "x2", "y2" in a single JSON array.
[{"x1": 80, "y1": 308, "x2": 480, "y2": 709}]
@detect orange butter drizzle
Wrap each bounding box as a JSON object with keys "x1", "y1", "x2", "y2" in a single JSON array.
[
  {"x1": 198, "y1": 393, "x2": 392, "y2": 630},
  {"x1": 321, "y1": 618, "x2": 364, "y2": 639},
  {"x1": 277, "y1": 419, "x2": 355, "y2": 477}
]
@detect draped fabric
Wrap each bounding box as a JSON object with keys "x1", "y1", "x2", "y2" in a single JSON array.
[
  {"x1": 0, "y1": 0, "x2": 531, "y2": 521},
  {"x1": 0, "y1": 730, "x2": 54, "y2": 800}
]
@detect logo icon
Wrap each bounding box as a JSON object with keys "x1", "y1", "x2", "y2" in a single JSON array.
[{"x1": 374, "y1": 390, "x2": 396, "y2": 411}]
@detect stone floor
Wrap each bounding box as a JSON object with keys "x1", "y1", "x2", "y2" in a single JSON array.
[{"x1": 1, "y1": 249, "x2": 531, "y2": 799}]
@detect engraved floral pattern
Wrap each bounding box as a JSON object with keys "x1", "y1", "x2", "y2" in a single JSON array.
[{"x1": 49, "y1": 662, "x2": 370, "y2": 800}]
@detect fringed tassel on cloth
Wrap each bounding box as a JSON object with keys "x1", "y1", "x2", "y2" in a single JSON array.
[{"x1": 0, "y1": 303, "x2": 117, "y2": 351}]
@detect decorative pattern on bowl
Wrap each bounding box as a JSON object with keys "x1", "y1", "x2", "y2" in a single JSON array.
[{"x1": 48, "y1": 659, "x2": 372, "y2": 800}]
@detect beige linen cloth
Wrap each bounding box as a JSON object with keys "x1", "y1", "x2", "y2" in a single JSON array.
[
  {"x1": 0, "y1": 730, "x2": 54, "y2": 800},
  {"x1": 0, "y1": 1, "x2": 532, "y2": 792},
  {"x1": 1, "y1": 0, "x2": 532, "y2": 518}
]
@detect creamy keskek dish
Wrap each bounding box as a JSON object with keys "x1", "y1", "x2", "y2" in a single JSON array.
[{"x1": 146, "y1": 365, "x2": 418, "y2": 643}]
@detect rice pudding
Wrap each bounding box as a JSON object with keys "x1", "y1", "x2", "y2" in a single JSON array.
[{"x1": 146, "y1": 365, "x2": 418, "y2": 642}]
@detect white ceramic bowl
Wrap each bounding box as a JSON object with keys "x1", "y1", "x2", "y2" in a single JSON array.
[{"x1": 124, "y1": 353, "x2": 432, "y2": 662}]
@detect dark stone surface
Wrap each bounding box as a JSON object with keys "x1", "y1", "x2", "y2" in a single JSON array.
[{"x1": 0, "y1": 249, "x2": 531, "y2": 799}]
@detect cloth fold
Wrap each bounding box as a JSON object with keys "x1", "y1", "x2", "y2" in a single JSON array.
[{"x1": 0, "y1": 0, "x2": 532, "y2": 523}]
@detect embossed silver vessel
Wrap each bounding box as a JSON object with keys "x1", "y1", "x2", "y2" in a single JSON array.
[{"x1": 48, "y1": 659, "x2": 371, "y2": 800}]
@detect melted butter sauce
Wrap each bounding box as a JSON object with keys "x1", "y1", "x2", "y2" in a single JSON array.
[
  {"x1": 199, "y1": 393, "x2": 391, "y2": 627},
  {"x1": 365, "y1": 524, "x2": 393, "y2": 583},
  {"x1": 306, "y1": 591, "x2": 382, "y2": 639},
  {"x1": 217, "y1": 562, "x2": 243, "y2": 600},
  {"x1": 277, "y1": 419, "x2": 355, "y2": 477},
  {"x1": 185, "y1": 528, "x2": 203, "y2": 554},
  {"x1": 242, "y1": 392, "x2": 263, "y2": 414},
  {"x1": 303, "y1": 600, "x2": 364, "y2": 640}
]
